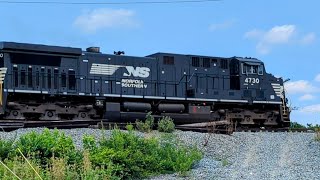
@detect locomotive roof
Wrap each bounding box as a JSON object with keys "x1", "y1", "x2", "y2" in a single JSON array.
[
  {"x1": 0, "y1": 42, "x2": 82, "y2": 56},
  {"x1": 0, "y1": 42, "x2": 263, "y2": 64},
  {"x1": 235, "y1": 57, "x2": 262, "y2": 63},
  {"x1": 148, "y1": 52, "x2": 263, "y2": 63}
]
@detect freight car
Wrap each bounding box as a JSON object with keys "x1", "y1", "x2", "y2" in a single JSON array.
[{"x1": 0, "y1": 42, "x2": 290, "y2": 129}]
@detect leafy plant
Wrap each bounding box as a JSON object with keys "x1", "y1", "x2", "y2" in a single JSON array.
[
  {"x1": 158, "y1": 116, "x2": 175, "y2": 133},
  {"x1": 0, "y1": 139, "x2": 14, "y2": 160},
  {"x1": 0, "y1": 128, "x2": 202, "y2": 179},
  {"x1": 135, "y1": 112, "x2": 155, "y2": 133},
  {"x1": 125, "y1": 123, "x2": 134, "y2": 131},
  {"x1": 15, "y1": 128, "x2": 80, "y2": 164},
  {"x1": 290, "y1": 122, "x2": 306, "y2": 129},
  {"x1": 83, "y1": 129, "x2": 202, "y2": 179}
]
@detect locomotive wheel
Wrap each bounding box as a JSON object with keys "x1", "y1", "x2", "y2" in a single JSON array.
[
  {"x1": 76, "y1": 112, "x2": 89, "y2": 120},
  {"x1": 5, "y1": 110, "x2": 25, "y2": 120},
  {"x1": 39, "y1": 111, "x2": 60, "y2": 120},
  {"x1": 47, "y1": 111, "x2": 54, "y2": 118}
]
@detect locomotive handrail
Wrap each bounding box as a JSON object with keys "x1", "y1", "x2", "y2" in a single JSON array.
[{"x1": 187, "y1": 72, "x2": 196, "y2": 83}]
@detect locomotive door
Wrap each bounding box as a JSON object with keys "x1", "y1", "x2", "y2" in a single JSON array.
[
  {"x1": 229, "y1": 58, "x2": 240, "y2": 90},
  {"x1": 160, "y1": 65, "x2": 176, "y2": 97},
  {"x1": 78, "y1": 59, "x2": 88, "y2": 95}
]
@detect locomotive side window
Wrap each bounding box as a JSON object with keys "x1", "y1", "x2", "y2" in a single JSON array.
[
  {"x1": 163, "y1": 56, "x2": 174, "y2": 65},
  {"x1": 242, "y1": 63, "x2": 264, "y2": 75},
  {"x1": 258, "y1": 65, "x2": 263, "y2": 75},
  {"x1": 68, "y1": 70, "x2": 76, "y2": 90}
]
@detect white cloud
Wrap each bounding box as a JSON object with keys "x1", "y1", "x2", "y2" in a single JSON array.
[
  {"x1": 300, "y1": 104, "x2": 320, "y2": 113},
  {"x1": 284, "y1": 80, "x2": 319, "y2": 94},
  {"x1": 315, "y1": 74, "x2": 320, "y2": 82},
  {"x1": 244, "y1": 29, "x2": 263, "y2": 39},
  {"x1": 300, "y1": 32, "x2": 316, "y2": 45},
  {"x1": 262, "y1": 25, "x2": 296, "y2": 44},
  {"x1": 73, "y1": 8, "x2": 138, "y2": 33},
  {"x1": 245, "y1": 25, "x2": 315, "y2": 54},
  {"x1": 209, "y1": 20, "x2": 235, "y2": 31},
  {"x1": 299, "y1": 94, "x2": 316, "y2": 101}
]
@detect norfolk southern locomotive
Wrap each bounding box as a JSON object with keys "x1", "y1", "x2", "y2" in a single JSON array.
[{"x1": 0, "y1": 42, "x2": 290, "y2": 129}]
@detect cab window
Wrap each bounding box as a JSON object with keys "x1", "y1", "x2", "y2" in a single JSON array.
[{"x1": 242, "y1": 63, "x2": 264, "y2": 75}]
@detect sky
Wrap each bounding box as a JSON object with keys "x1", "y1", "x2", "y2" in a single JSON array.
[{"x1": 0, "y1": 0, "x2": 319, "y2": 125}]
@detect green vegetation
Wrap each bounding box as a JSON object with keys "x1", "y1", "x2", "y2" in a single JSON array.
[
  {"x1": 221, "y1": 159, "x2": 229, "y2": 167},
  {"x1": 290, "y1": 122, "x2": 320, "y2": 130},
  {"x1": 157, "y1": 116, "x2": 175, "y2": 133},
  {"x1": 290, "y1": 122, "x2": 306, "y2": 129},
  {"x1": 135, "y1": 112, "x2": 155, "y2": 133},
  {"x1": 290, "y1": 122, "x2": 320, "y2": 141},
  {"x1": 0, "y1": 128, "x2": 202, "y2": 179}
]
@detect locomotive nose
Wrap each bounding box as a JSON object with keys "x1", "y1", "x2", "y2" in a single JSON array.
[{"x1": 0, "y1": 67, "x2": 7, "y2": 107}]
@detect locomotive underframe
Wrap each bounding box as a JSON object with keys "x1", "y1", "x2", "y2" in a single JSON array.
[{"x1": 2, "y1": 92, "x2": 286, "y2": 129}]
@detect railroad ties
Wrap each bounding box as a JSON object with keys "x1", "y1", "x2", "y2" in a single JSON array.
[
  {"x1": 0, "y1": 119, "x2": 314, "y2": 134},
  {"x1": 0, "y1": 119, "x2": 102, "y2": 132}
]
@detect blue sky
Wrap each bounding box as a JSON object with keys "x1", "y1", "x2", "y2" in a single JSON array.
[{"x1": 0, "y1": 0, "x2": 319, "y2": 125}]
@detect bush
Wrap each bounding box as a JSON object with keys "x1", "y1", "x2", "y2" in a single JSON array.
[
  {"x1": 15, "y1": 128, "x2": 80, "y2": 164},
  {"x1": 83, "y1": 129, "x2": 202, "y2": 179},
  {"x1": 135, "y1": 112, "x2": 154, "y2": 133},
  {"x1": 158, "y1": 116, "x2": 175, "y2": 133},
  {"x1": 0, "y1": 128, "x2": 202, "y2": 179},
  {"x1": 290, "y1": 122, "x2": 306, "y2": 129},
  {"x1": 0, "y1": 139, "x2": 14, "y2": 160}
]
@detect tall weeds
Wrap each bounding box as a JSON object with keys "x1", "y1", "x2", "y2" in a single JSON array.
[{"x1": 0, "y1": 128, "x2": 202, "y2": 179}]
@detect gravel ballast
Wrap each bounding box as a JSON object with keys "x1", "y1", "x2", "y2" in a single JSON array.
[{"x1": 1, "y1": 128, "x2": 320, "y2": 180}]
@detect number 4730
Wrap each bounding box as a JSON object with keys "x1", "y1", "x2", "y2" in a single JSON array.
[{"x1": 245, "y1": 78, "x2": 260, "y2": 84}]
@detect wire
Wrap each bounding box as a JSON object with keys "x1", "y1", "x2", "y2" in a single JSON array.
[{"x1": 0, "y1": 0, "x2": 221, "y2": 5}]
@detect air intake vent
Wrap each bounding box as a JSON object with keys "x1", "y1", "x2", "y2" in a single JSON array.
[{"x1": 86, "y1": 47, "x2": 100, "y2": 53}]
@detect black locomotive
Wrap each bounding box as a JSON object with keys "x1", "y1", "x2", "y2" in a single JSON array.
[{"x1": 0, "y1": 42, "x2": 290, "y2": 128}]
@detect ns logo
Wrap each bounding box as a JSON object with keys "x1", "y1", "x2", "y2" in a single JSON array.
[
  {"x1": 90, "y1": 63, "x2": 150, "y2": 78},
  {"x1": 123, "y1": 66, "x2": 150, "y2": 78}
]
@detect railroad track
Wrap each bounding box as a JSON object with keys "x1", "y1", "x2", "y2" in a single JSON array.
[
  {"x1": 0, "y1": 119, "x2": 314, "y2": 134},
  {"x1": 0, "y1": 119, "x2": 102, "y2": 131}
]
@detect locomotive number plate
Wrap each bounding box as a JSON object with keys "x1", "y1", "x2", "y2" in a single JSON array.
[{"x1": 245, "y1": 78, "x2": 260, "y2": 84}]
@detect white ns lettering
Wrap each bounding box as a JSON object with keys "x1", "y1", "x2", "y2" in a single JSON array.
[{"x1": 123, "y1": 67, "x2": 150, "y2": 78}]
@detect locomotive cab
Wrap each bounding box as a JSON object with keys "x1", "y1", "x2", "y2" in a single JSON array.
[{"x1": 237, "y1": 58, "x2": 266, "y2": 102}]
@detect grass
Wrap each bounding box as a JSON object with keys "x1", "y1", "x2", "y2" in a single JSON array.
[{"x1": 0, "y1": 128, "x2": 202, "y2": 179}]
